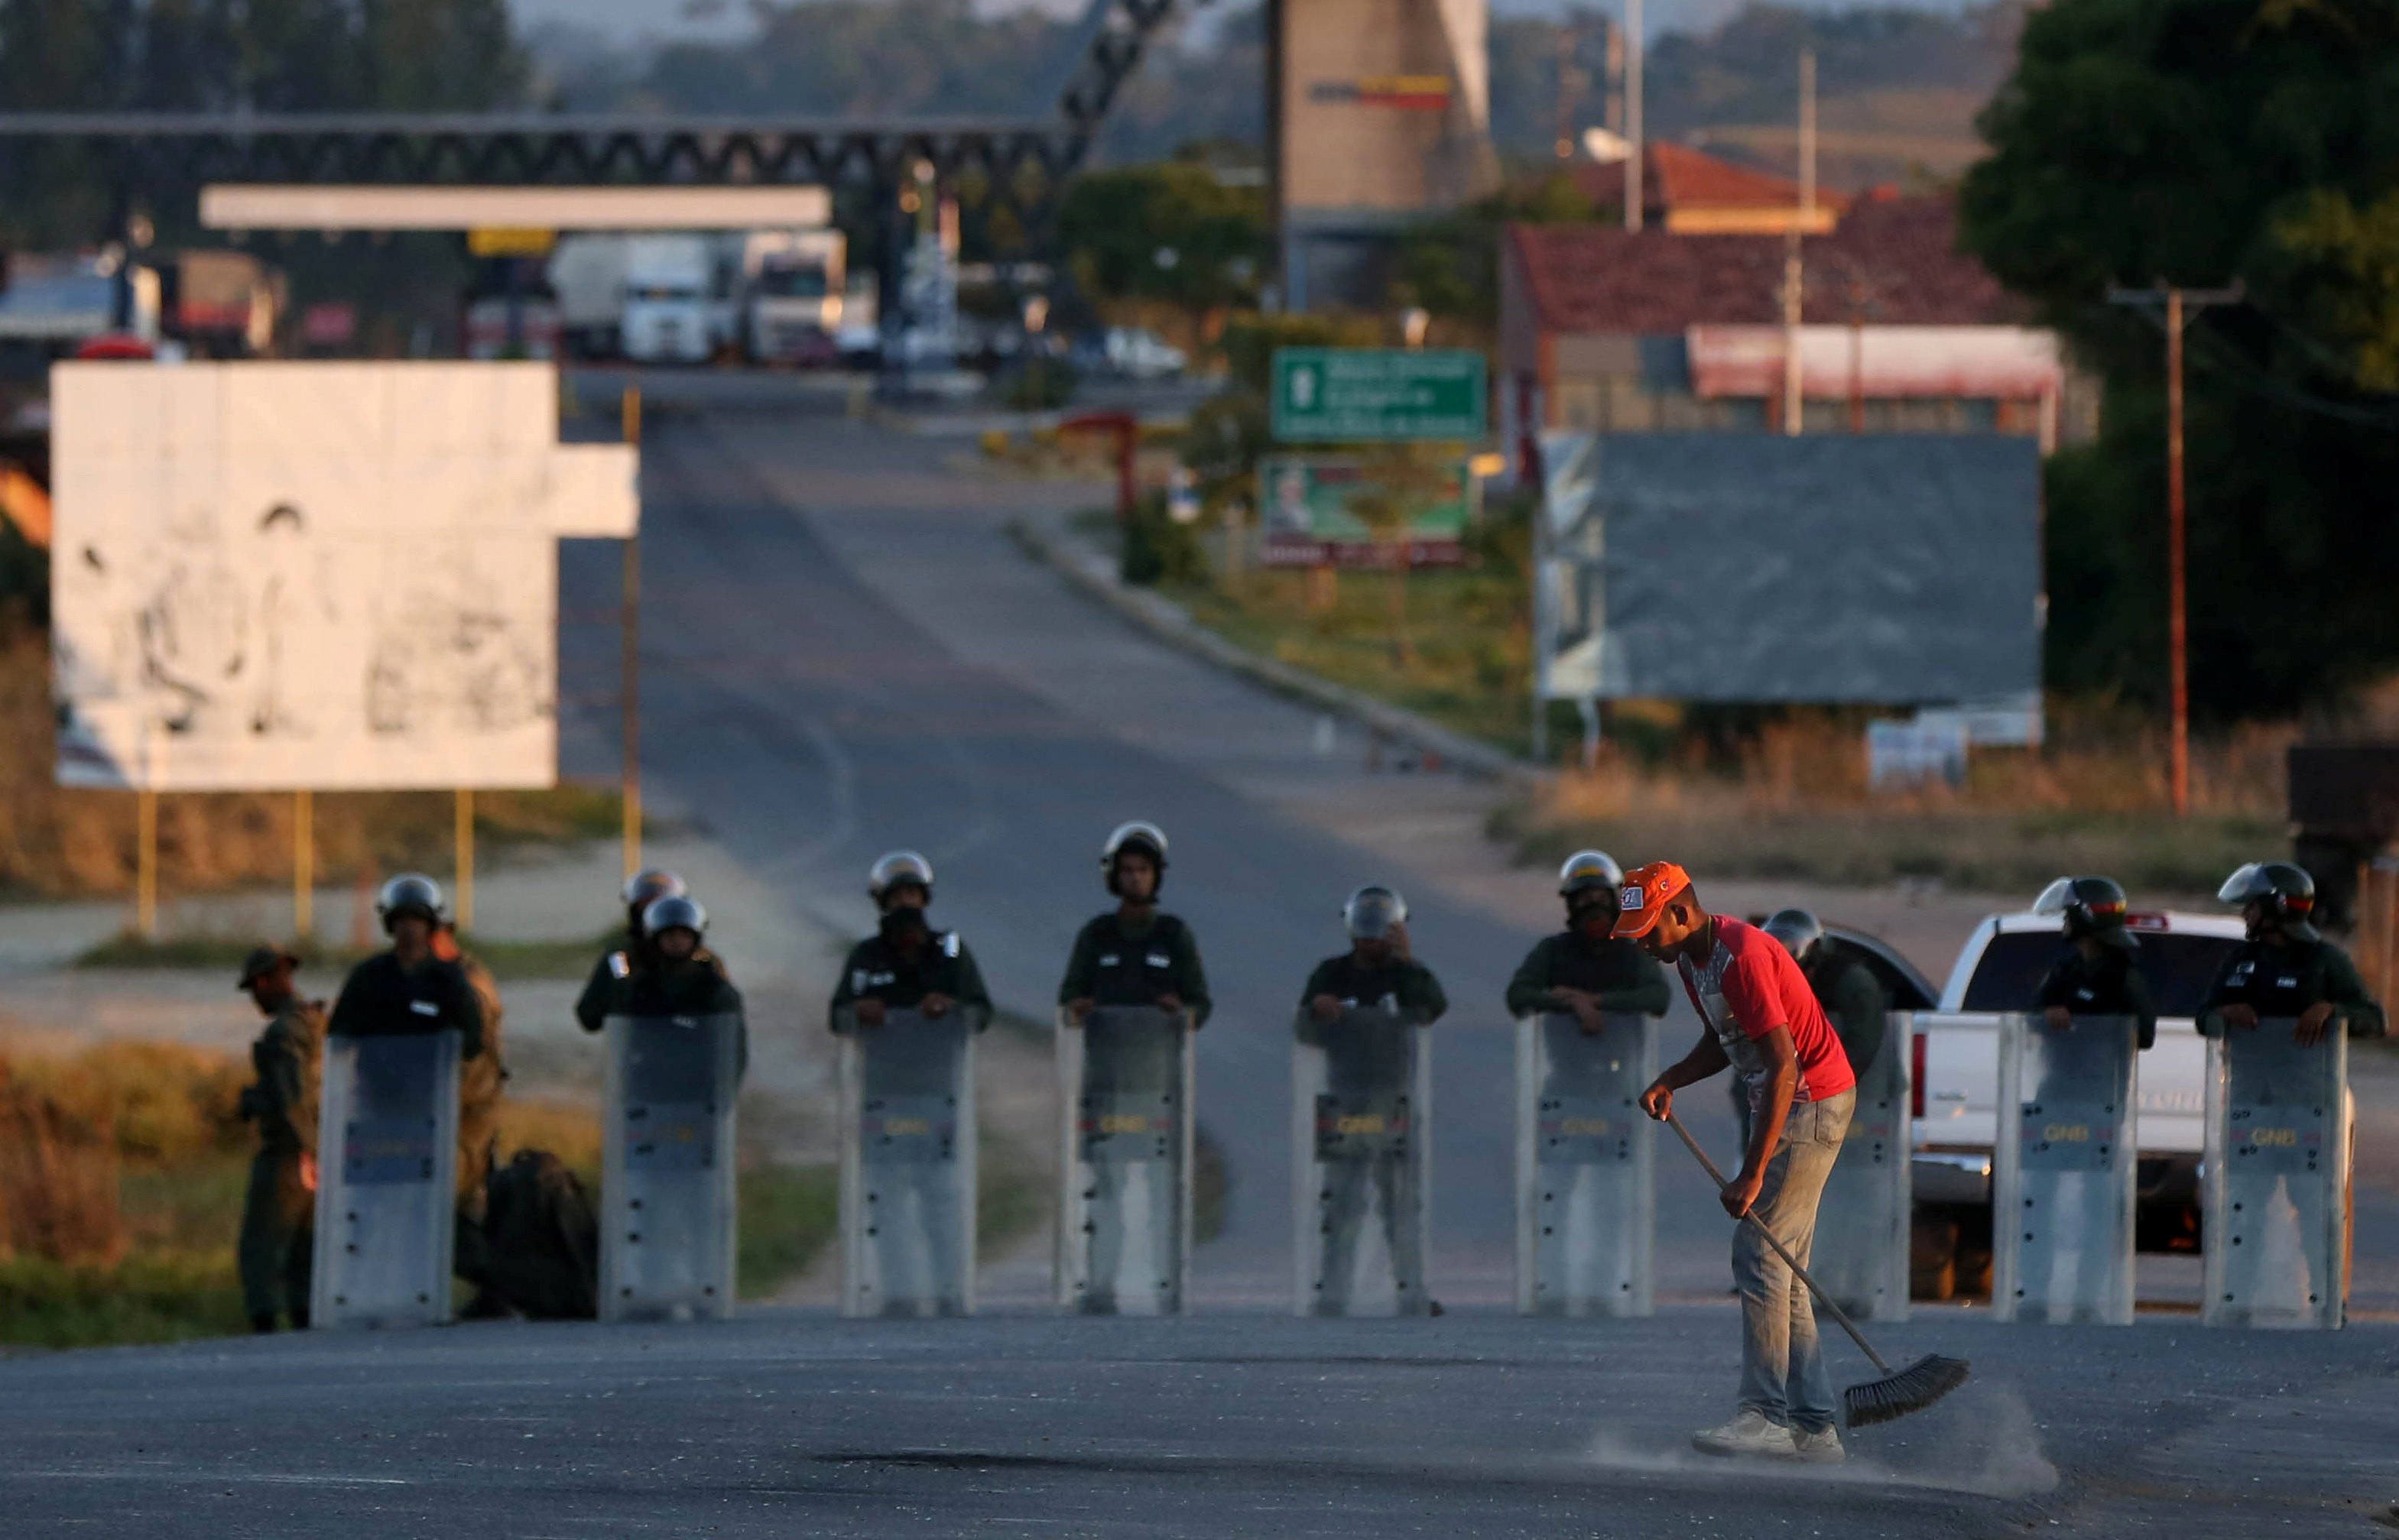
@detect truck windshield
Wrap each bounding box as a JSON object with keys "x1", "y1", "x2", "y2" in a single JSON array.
[
  {"x1": 758, "y1": 268, "x2": 828, "y2": 299},
  {"x1": 1962, "y1": 930, "x2": 2242, "y2": 1016}
]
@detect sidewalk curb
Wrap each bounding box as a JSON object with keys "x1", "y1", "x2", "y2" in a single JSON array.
[{"x1": 1006, "y1": 514, "x2": 1547, "y2": 789}]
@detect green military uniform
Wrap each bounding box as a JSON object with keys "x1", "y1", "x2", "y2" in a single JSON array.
[
  {"x1": 1504, "y1": 930, "x2": 1672, "y2": 1020},
  {"x1": 1059, "y1": 911, "x2": 1211, "y2": 1024},
  {"x1": 2036, "y1": 943, "x2": 2159, "y2": 1049},
  {"x1": 585, "y1": 945, "x2": 751, "y2": 1078},
  {"x1": 829, "y1": 928, "x2": 992, "y2": 1030},
  {"x1": 1803, "y1": 950, "x2": 1890, "y2": 1072},
  {"x1": 1296, "y1": 954, "x2": 1449, "y2": 1037},
  {"x1": 237, "y1": 995, "x2": 325, "y2": 1327},
  {"x1": 451, "y1": 948, "x2": 507, "y2": 1288},
  {"x1": 2198, "y1": 935, "x2": 2386, "y2": 1039}
]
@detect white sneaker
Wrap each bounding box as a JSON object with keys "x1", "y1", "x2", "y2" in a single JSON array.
[
  {"x1": 1790, "y1": 1425, "x2": 1846, "y2": 1464},
  {"x1": 1690, "y1": 1409, "x2": 1796, "y2": 1458}
]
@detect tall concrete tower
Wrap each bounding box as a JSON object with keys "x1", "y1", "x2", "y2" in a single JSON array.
[{"x1": 1272, "y1": 0, "x2": 1501, "y2": 310}]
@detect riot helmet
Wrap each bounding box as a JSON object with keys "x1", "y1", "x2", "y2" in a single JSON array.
[
  {"x1": 868, "y1": 850, "x2": 934, "y2": 907},
  {"x1": 1761, "y1": 908, "x2": 1825, "y2": 966},
  {"x1": 1558, "y1": 849, "x2": 1625, "y2": 899},
  {"x1": 1558, "y1": 848, "x2": 1624, "y2": 930},
  {"x1": 1342, "y1": 885, "x2": 1408, "y2": 940},
  {"x1": 2034, "y1": 876, "x2": 2135, "y2": 949},
  {"x1": 2218, "y1": 861, "x2": 2317, "y2": 942},
  {"x1": 377, "y1": 872, "x2": 446, "y2": 931},
  {"x1": 1102, "y1": 821, "x2": 1170, "y2": 896},
  {"x1": 642, "y1": 894, "x2": 708, "y2": 941},
  {"x1": 623, "y1": 868, "x2": 687, "y2": 935}
]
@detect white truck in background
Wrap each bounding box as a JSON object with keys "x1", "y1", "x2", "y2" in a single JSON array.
[
  {"x1": 741, "y1": 230, "x2": 844, "y2": 365},
  {"x1": 547, "y1": 235, "x2": 630, "y2": 358},
  {"x1": 618, "y1": 235, "x2": 713, "y2": 365},
  {"x1": 1908, "y1": 898, "x2": 2248, "y2": 1300}
]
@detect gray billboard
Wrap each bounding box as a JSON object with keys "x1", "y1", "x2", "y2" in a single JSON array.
[{"x1": 1534, "y1": 432, "x2": 2041, "y2": 704}]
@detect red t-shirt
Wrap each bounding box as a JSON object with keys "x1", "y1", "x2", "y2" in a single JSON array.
[{"x1": 1675, "y1": 916, "x2": 1856, "y2": 1104}]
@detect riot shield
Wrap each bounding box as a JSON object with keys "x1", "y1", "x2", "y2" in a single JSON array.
[
  {"x1": 1055, "y1": 1005, "x2": 1193, "y2": 1315},
  {"x1": 837, "y1": 1007, "x2": 979, "y2": 1318},
  {"x1": 311, "y1": 1029, "x2": 462, "y2": 1329},
  {"x1": 1992, "y1": 1013, "x2": 2138, "y2": 1324},
  {"x1": 600, "y1": 1013, "x2": 740, "y2": 1323},
  {"x1": 1808, "y1": 1011, "x2": 1914, "y2": 1321},
  {"x1": 2203, "y1": 1020, "x2": 2350, "y2": 1330},
  {"x1": 1514, "y1": 1011, "x2": 1656, "y2": 1318},
  {"x1": 1290, "y1": 1008, "x2": 1433, "y2": 1318}
]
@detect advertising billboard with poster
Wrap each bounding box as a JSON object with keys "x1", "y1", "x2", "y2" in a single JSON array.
[{"x1": 1257, "y1": 456, "x2": 1472, "y2": 569}]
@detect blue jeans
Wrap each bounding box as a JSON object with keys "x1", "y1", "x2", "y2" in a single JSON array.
[{"x1": 1732, "y1": 1088, "x2": 1854, "y2": 1433}]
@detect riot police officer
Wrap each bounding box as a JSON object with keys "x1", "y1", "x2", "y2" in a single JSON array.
[
  {"x1": 576, "y1": 868, "x2": 689, "y2": 1034},
  {"x1": 587, "y1": 894, "x2": 750, "y2": 1068},
  {"x1": 2200, "y1": 862, "x2": 2385, "y2": 1045},
  {"x1": 2032, "y1": 877, "x2": 2157, "y2": 1047},
  {"x1": 235, "y1": 945, "x2": 323, "y2": 1333},
  {"x1": 1503, "y1": 850, "x2": 1671, "y2": 1030},
  {"x1": 1298, "y1": 886, "x2": 1446, "y2": 1314},
  {"x1": 830, "y1": 851, "x2": 992, "y2": 1033},
  {"x1": 1059, "y1": 822, "x2": 1210, "y2": 1029},
  {"x1": 1734, "y1": 909, "x2": 1890, "y2": 1147},
  {"x1": 326, "y1": 874, "x2": 489, "y2": 1293},
  {"x1": 1058, "y1": 822, "x2": 1208, "y2": 1314},
  {"x1": 1301, "y1": 887, "x2": 1447, "y2": 1029}
]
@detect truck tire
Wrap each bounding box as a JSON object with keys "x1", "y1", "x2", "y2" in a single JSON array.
[{"x1": 1910, "y1": 1210, "x2": 1959, "y2": 1302}]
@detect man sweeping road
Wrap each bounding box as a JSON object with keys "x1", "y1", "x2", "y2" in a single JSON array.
[{"x1": 1618, "y1": 861, "x2": 1858, "y2": 1464}]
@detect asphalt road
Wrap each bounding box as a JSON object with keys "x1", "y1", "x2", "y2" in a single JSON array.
[
  {"x1": 2, "y1": 1310, "x2": 2388, "y2": 1536},
  {"x1": 3, "y1": 403, "x2": 2388, "y2": 1536}
]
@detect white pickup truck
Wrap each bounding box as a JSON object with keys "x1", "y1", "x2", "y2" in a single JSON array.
[{"x1": 1908, "y1": 898, "x2": 2248, "y2": 1298}]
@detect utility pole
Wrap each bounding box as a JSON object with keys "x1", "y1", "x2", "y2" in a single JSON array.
[
  {"x1": 1781, "y1": 47, "x2": 1814, "y2": 436},
  {"x1": 1624, "y1": 0, "x2": 1644, "y2": 231},
  {"x1": 622, "y1": 384, "x2": 644, "y2": 879},
  {"x1": 2105, "y1": 280, "x2": 2242, "y2": 817}
]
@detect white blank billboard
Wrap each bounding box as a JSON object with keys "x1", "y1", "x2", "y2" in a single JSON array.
[{"x1": 50, "y1": 361, "x2": 636, "y2": 791}]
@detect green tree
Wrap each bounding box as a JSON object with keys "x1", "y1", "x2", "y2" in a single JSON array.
[
  {"x1": 1054, "y1": 159, "x2": 1270, "y2": 346},
  {"x1": 1393, "y1": 171, "x2": 1600, "y2": 329},
  {"x1": 1959, "y1": 0, "x2": 2399, "y2": 719}
]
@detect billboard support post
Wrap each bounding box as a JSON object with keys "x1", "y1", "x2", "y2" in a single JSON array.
[
  {"x1": 294, "y1": 789, "x2": 313, "y2": 939},
  {"x1": 454, "y1": 789, "x2": 475, "y2": 932},
  {"x1": 135, "y1": 788, "x2": 157, "y2": 939}
]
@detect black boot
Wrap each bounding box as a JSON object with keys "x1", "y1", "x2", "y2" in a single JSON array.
[{"x1": 250, "y1": 1313, "x2": 278, "y2": 1334}]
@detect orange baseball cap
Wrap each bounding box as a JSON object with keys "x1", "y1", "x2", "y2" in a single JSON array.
[{"x1": 1611, "y1": 861, "x2": 1693, "y2": 939}]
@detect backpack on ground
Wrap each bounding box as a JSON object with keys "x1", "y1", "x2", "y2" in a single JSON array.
[{"x1": 482, "y1": 1149, "x2": 599, "y2": 1321}]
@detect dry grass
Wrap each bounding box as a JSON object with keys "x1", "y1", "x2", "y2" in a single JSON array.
[
  {"x1": 1511, "y1": 710, "x2": 2295, "y2": 898},
  {"x1": 0, "y1": 624, "x2": 624, "y2": 900}
]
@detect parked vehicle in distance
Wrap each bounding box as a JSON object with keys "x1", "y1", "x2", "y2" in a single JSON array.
[
  {"x1": 1076, "y1": 325, "x2": 1187, "y2": 380},
  {"x1": 1909, "y1": 897, "x2": 2247, "y2": 1300},
  {"x1": 547, "y1": 235, "x2": 630, "y2": 358},
  {"x1": 619, "y1": 235, "x2": 713, "y2": 365},
  {"x1": 463, "y1": 290, "x2": 561, "y2": 360},
  {"x1": 742, "y1": 230, "x2": 844, "y2": 365}
]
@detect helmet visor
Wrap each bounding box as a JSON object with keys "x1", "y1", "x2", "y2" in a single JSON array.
[
  {"x1": 2031, "y1": 878, "x2": 2077, "y2": 918},
  {"x1": 1346, "y1": 890, "x2": 1405, "y2": 939},
  {"x1": 2216, "y1": 863, "x2": 2267, "y2": 906}
]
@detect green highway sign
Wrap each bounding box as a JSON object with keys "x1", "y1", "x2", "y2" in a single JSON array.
[{"x1": 1271, "y1": 347, "x2": 1488, "y2": 443}]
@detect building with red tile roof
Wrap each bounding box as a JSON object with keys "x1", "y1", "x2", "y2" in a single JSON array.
[
  {"x1": 1496, "y1": 190, "x2": 2094, "y2": 450},
  {"x1": 1570, "y1": 141, "x2": 1848, "y2": 235}
]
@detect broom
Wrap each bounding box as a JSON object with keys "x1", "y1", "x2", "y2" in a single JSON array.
[{"x1": 1666, "y1": 1110, "x2": 1970, "y2": 1428}]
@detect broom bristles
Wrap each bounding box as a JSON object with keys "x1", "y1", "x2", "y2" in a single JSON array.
[{"x1": 1844, "y1": 1354, "x2": 1972, "y2": 1428}]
